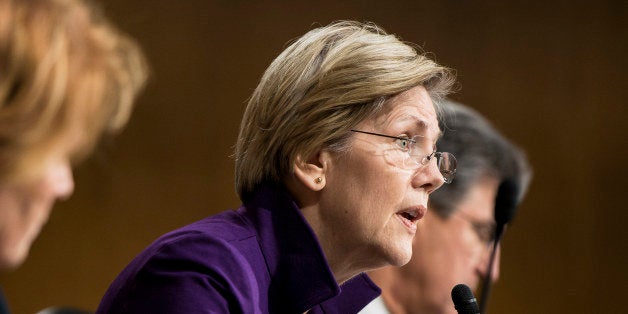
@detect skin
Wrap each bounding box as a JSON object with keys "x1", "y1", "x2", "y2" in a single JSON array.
[
  {"x1": 0, "y1": 152, "x2": 74, "y2": 270},
  {"x1": 288, "y1": 85, "x2": 446, "y2": 284},
  {"x1": 368, "y1": 175, "x2": 501, "y2": 314}
]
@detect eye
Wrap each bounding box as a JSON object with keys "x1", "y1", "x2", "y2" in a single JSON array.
[
  {"x1": 394, "y1": 137, "x2": 414, "y2": 152},
  {"x1": 473, "y1": 223, "x2": 496, "y2": 244}
]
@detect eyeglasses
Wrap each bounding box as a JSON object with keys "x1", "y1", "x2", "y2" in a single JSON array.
[
  {"x1": 454, "y1": 210, "x2": 496, "y2": 246},
  {"x1": 350, "y1": 129, "x2": 457, "y2": 183}
]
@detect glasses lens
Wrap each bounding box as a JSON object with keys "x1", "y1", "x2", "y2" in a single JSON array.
[{"x1": 436, "y1": 152, "x2": 457, "y2": 184}]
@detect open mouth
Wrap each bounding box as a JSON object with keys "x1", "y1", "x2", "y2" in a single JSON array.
[
  {"x1": 396, "y1": 206, "x2": 426, "y2": 233},
  {"x1": 399, "y1": 210, "x2": 420, "y2": 222}
]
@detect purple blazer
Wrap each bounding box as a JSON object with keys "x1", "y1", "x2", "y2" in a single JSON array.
[{"x1": 97, "y1": 184, "x2": 380, "y2": 313}]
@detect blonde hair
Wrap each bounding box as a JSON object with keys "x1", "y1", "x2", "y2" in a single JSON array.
[
  {"x1": 0, "y1": 0, "x2": 148, "y2": 184},
  {"x1": 235, "y1": 21, "x2": 455, "y2": 201}
]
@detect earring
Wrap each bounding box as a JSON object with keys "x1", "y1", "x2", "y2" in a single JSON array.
[{"x1": 314, "y1": 177, "x2": 322, "y2": 184}]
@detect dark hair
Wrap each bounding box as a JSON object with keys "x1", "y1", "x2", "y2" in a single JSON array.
[{"x1": 429, "y1": 100, "x2": 532, "y2": 218}]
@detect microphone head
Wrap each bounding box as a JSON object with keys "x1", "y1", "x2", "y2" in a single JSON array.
[
  {"x1": 451, "y1": 284, "x2": 480, "y2": 314},
  {"x1": 494, "y1": 178, "x2": 519, "y2": 226}
]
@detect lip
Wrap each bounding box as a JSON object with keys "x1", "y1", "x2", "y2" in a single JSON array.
[{"x1": 395, "y1": 205, "x2": 427, "y2": 234}]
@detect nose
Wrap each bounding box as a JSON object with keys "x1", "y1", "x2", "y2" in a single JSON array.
[
  {"x1": 478, "y1": 244, "x2": 501, "y2": 283},
  {"x1": 412, "y1": 156, "x2": 445, "y2": 193},
  {"x1": 47, "y1": 158, "x2": 75, "y2": 200}
]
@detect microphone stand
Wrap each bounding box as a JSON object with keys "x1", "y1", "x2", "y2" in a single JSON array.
[
  {"x1": 478, "y1": 224, "x2": 504, "y2": 314},
  {"x1": 479, "y1": 179, "x2": 519, "y2": 313}
]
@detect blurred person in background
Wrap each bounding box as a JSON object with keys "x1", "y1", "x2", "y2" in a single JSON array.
[
  {"x1": 0, "y1": 0, "x2": 147, "y2": 312},
  {"x1": 97, "y1": 21, "x2": 457, "y2": 313},
  {"x1": 361, "y1": 100, "x2": 532, "y2": 314}
]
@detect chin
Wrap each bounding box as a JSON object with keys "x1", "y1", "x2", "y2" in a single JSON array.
[
  {"x1": 385, "y1": 242, "x2": 413, "y2": 267},
  {"x1": 0, "y1": 247, "x2": 29, "y2": 271},
  {"x1": 392, "y1": 253, "x2": 412, "y2": 267}
]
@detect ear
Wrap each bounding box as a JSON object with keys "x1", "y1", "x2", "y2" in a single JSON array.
[{"x1": 293, "y1": 151, "x2": 330, "y2": 192}]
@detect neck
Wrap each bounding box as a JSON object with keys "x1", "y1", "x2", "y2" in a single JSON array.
[
  {"x1": 287, "y1": 177, "x2": 389, "y2": 284},
  {"x1": 300, "y1": 207, "x2": 351, "y2": 284},
  {"x1": 300, "y1": 203, "x2": 384, "y2": 285}
]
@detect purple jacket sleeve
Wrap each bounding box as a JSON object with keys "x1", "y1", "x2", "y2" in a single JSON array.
[{"x1": 97, "y1": 232, "x2": 265, "y2": 313}]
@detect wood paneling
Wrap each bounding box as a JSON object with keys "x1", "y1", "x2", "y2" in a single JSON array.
[{"x1": 1, "y1": 1, "x2": 625, "y2": 313}]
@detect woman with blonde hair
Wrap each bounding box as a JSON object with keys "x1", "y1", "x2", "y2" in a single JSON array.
[
  {"x1": 0, "y1": 0, "x2": 147, "y2": 311},
  {"x1": 98, "y1": 21, "x2": 456, "y2": 313}
]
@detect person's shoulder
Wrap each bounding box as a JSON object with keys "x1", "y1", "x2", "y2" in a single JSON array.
[
  {"x1": 141, "y1": 208, "x2": 258, "y2": 262},
  {"x1": 97, "y1": 209, "x2": 269, "y2": 313},
  {"x1": 166, "y1": 208, "x2": 254, "y2": 242}
]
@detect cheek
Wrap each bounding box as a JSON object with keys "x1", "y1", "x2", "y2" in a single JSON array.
[
  {"x1": 0, "y1": 185, "x2": 35, "y2": 229},
  {"x1": 456, "y1": 230, "x2": 488, "y2": 267},
  {"x1": 0, "y1": 184, "x2": 55, "y2": 247},
  {"x1": 431, "y1": 222, "x2": 477, "y2": 264},
  {"x1": 330, "y1": 157, "x2": 409, "y2": 217},
  {"x1": 0, "y1": 189, "x2": 33, "y2": 267}
]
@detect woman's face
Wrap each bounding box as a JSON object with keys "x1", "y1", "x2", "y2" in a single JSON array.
[
  {"x1": 319, "y1": 85, "x2": 445, "y2": 271},
  {"x1": 0, "y1": 153, "x2": 74, "y2": 270}
]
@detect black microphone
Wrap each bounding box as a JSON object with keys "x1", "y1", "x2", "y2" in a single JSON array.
[
  {"x1": 451, "y1": 284, "x2": 480, "y2": 314},
  {"x1": 494, "y1": 179, "x2": 519, "y2": 238},
  {"x1": 478, "y1": 178, "x2": 520, "y2": 313}
]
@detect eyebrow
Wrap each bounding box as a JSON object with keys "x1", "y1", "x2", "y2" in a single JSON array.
[{"x1": 398, "y1": 115, "x2": 443, "y2": 139}]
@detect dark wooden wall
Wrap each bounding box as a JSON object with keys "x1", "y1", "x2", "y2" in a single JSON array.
[{"x1": 1, "y1": 1, "x2": 625, "y2": 313}]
